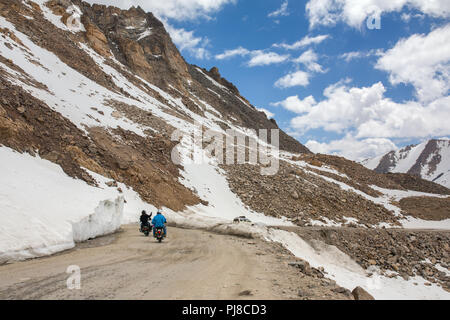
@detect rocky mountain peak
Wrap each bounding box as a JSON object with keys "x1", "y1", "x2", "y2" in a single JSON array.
[
  {"x1": 49, "y1": 0, "x2": 191, "y2": 87},
  {"x1": 362, "y1": 138, "x2": 450, "y2": 188}
]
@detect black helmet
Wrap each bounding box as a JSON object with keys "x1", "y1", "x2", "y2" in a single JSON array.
[{"x1": 142, "y1": 210, "x2": 147, "y2": 215}]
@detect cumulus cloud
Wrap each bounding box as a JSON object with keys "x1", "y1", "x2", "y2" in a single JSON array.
[
  {"x1": 84, "y1": 0, "x2": 237, "y2": 21},
  {"x1": 215, "y1": 47, "x2": 289, "y2": 67},
  {"x1": 306, "y1": 0, "x2": 450, "y2": 29},
  {"x1": 275, "y1": 70, "x2": 310, "y2": 88},
  {"x1": 273, "y1": 34, "x2": 329, "y2": 50},
  {"x1": 268, "y1": 1, "x2": 290, "y2": 18},
  {"x1": 165, "y1": 23, "x2": 211, "y2": 59},
  {"x1": 215, "y1": 47, "x2": 250, "y2": 60},
  {"x1": 270, "y1": 95, "x2": 316, "y2": 113},
  {"x1": 257, "y1": 108, "x2": 275, "y2": 118},
  {"x1": 293, "y1": 49, "x2": 325, "y2": 73},
  {"x1": 271, "y1": 49, "x2": 326, "y2": 89},
  {"x1": 247, "y1": 51, "x2": 290, "y2": 67},
  {"x1": 305, "y1": 135, "x2": 398, "y2": 161},
  {"x1": 375, "y1": 23, "x2": 450, "y2": 103},
  {"x1": 278, "y1": 25, "x2": 450, "y2": 160},
  {"x1": 284, "y1": 80, "x2": 450, "y2": 160},
  {"x1": 339, "y1": 49, "x2": 383, "y2": 62},
  {"x1": 289, "y1": 80, "x2": 450, "y2": 138}
]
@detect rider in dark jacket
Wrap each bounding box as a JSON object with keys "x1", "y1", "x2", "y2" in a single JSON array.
[{"x1": 140, "y1": 210, "x2": 152, "y2": 231}]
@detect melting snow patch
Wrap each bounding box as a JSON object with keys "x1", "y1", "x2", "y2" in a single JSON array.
[
  {"x1": 137, "y1": 28, "x2": 152, "y2": 40},
  {"x1": 399, "y1": 216, "x2": 450, "y2": 230},
  {"x1": 308, "y1": 217, "x2": 342, "y2": 227}
]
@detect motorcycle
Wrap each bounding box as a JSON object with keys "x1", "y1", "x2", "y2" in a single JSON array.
[
  {"x1": 154, "y1": 227, "x2": 165, "y2": 243},
  {"x1": 140, "y1": 223, "x2": 151, "y2": 237}
]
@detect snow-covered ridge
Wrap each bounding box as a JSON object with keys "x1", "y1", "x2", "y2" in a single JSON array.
[{"x1": 362, "y1": 139, "x2": 450, "y2": 189}]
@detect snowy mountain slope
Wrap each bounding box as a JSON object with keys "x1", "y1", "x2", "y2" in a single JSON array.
[
  {"x1": 362, "y1": 139, "x2": 450, "y2": 188},
  {"x1": 0, "y1": 0, "x2": 449, "y2": 299}
]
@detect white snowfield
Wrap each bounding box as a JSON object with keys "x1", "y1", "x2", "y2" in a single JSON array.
[{"x1": 0, "y1": 5, "x2": 449, "y2": 299}]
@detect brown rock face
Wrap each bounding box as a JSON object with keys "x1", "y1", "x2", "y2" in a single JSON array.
[
  {"x1": 84, "y1": 20, "x2": 111, "y2": 57},
  {"x1": 352, "y1": 287, "x2": 375, "y2": 300},
  {"x1": 77, "y1": 1, "x2": 190, "y2": 87},
  {"x1": 399, "y1": 196, "x2": 450, "y2": 221},
  {"x1": 117, "y1": 37, "x2": 151, "y2": 73}
]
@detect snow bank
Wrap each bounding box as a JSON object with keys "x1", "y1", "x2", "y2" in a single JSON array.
[
  {"x1": 72, "y1": 197, "x2": 124, "y2": 242},
  {"x1": 0, "y1": 147, "x2": 130, "y2": 263}
]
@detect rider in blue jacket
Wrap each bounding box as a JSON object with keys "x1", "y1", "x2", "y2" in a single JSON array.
[{"x1": 152, "y1": 210, "x2": 167, "y2": 237}]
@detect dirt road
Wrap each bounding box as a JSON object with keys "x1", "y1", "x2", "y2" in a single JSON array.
[{"x1": 0, "y1": 225, "x2": 351, "y2": 300}]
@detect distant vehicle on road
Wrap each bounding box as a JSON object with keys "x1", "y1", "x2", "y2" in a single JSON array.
[{"x1": 233, "y1": 216, "x2": 252, "y2": 224}]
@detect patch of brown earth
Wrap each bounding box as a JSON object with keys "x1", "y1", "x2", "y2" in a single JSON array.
[
  {"x1": 105, "y1": 99, "x2": 176, "y2": 137},
  {"x1": 399, "y1": 197, "x2": 450, "y2": 221},
  {"x1": 88, "y1": 126, "x2": 201, "y2": 211}
]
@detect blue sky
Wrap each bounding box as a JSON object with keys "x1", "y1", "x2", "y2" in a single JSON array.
[{"x1": 87, "y1": 0, "x2": 450, "y2": 161}]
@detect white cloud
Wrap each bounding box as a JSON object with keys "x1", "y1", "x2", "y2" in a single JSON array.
[
  {"x1": 306, "y1": 0, "x2": 450, "y2": 29},
  {"x1": 215, "y1": 47, "x2": 290, "y2": 66},
  {"x1": 165, "y1": 23, "x2": 210, "y2": 59},
  {"x1": 305, "y1": 135, "x2": 397, "y2": 161},
  {"x1": 284, "y1": 25, "x2": 450, "y2": 161},
  {"x1": 275, "y1": 70, "x2": 310, "y2": 88},
  {"x1": 375, "y1": 23, "x2": 450, "y2": 103},
  {"x1": 293, "y1": 49, "x2": 325, "y2": 73},
  {"x1": 273, "y1": 34, "x2": 329, "y2": 50},
  {"x1": 400, "y1": 12, "x2": 425, "y2": 22},
  {"x1": 288, "y1": 81, "x2": 450, "y2": 139},
  {"x1": 268, "y1": 1, "x2": 290, "y2": 18},
  {"x1": 84, "y1": 0, "x2": 237, "y2": 21},
  {"x1": 271, "y1": 95, "x2": 316, "y2": 113},
  {"x1": 257, "y1": 108, "x2": 275, "y2": 118},
  {"x1": 272, "y1": 50, "x2": 325, "y2": 89},
  {"x1": 339, "y1": 49, "x2": 383, "y2": 62},
  {"x1": 215, "y1": 47, "x2": 250, "y2": 60},
  {"x1": 247, "y1": 51, "x2": 290, "y2": 67}
]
